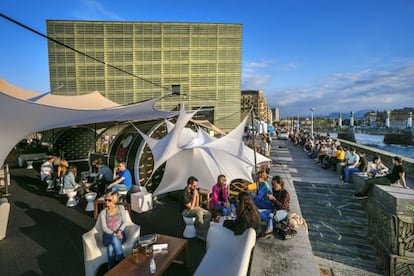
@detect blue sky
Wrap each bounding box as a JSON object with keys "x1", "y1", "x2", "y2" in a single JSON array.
[{"x1": 1, "y1": 0, "x2": 414, "y2": 117}]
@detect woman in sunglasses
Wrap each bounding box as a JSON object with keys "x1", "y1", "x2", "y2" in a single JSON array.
[{"x1": 99, "y1": 191, "x2": 127, "y2": 269}]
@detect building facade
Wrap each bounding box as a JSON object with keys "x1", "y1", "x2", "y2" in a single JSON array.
[
  {"x1": 362, "y1": 108, "x2": 414, "y2": 129},
  {"x1": 272, "y1": 107, "x2": 280, "y2": 123},
  {"x1": 240, "y1": 90, "x2": 271, "y2": 123},
  {"x1": 46, "y1": 20, "x2": 242, "y2": 130}
]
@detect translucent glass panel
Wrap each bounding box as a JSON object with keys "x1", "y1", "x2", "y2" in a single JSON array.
[{"x1": 47, "y1": 21, "x2": 242, "y2": 129}]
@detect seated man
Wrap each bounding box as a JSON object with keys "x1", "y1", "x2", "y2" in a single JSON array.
[
  {"x1": 107, "y1": 162, "x2": 132, "y2": 193},
  {"x1": 181, "y1": 176, "x2": 212, "y2": 241},
  {"x1": 93, "y1": 159, "x2": 113, "y2": 196},
  {"x1": 339, "y1": 147, "x2": 360, "y2": 182},
  {"x1": 342, "y1": 150, "x2": 363, "y2": 182}
]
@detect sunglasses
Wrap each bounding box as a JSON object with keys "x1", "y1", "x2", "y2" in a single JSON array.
[{"x1": 104, "y1": 199, "x2": 112, "y2": 202}]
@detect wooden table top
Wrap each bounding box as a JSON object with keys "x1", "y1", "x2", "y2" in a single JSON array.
[{"x1": 105, "y1": 234, "x2": 188, "y2": 276}]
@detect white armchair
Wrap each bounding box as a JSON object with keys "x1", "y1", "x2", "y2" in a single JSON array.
[
  {"x1": 194, "y1": 224, "x2": 257, "y2": 276},
  {"x1": 82, "y1": 206, "x2": 141, "y2": 276},
  {"x1": 0, "y1": 198, "x2": 10, "y2": 240}
]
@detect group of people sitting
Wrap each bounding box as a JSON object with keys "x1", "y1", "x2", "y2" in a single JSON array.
[
  {"x1": 291, "y1": 130, "x2": 409, "y2": 199},
  {"x1": 180, "y1": 171, "x2": 291, "y2": 241},
  {"x1": 39, "y1": 156, "x2": 133, "y2": 203}
]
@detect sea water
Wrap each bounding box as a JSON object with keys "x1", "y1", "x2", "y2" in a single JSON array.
[{"x1": 331, "y1": 133, "x2": 414, "y2": 159}]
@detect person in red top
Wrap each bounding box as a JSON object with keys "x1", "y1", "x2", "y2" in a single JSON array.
[{"x1": 209, "y1": 175, "x2": 234, "y2": 216}]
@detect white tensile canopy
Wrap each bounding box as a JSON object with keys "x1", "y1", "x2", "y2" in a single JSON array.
[
  {"x1": 33, "y1": 91, "x2": 120, "y2": 109},
  {"x1": 137, "y1": 108, "x2": 271, "y2": 195},
  {"x1": 0, "y1": 78, "x2": 178, "y2": 167},
  {"x1": 0, "y1": 77, "x2": 40, "y2": 100}
]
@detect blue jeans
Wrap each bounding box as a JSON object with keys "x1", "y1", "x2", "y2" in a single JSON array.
[
  {"x1": 103, "y1": 231, "x2": 126, "y2": 269},
  {"x1": 344, "y1": 166, "x2": 360, "y2": 182},
  {"x1": 213, "y1": 203, "x2": 236, "y2": 216},
  {"x1": 259, "y1": 209, "x2": 274, "y2": 231},
  {"x1": 274, "y1": 209, "x2": 288, "y2": 223},
  {"x1": 259, "y1": 209, "x2": 288, "y2": 232},
  {"x1": 108, "y1": 184, "x2": 128, "y2": 192}
]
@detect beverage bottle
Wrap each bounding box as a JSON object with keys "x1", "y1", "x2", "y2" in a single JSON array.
[{"x1": 150, "y1": 255, "x2": 156, "y2": 274}]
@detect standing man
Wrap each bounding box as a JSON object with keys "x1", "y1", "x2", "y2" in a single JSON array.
[
  {"x1": 40, "y1": 156, "x2": 55, "y2": 191},
  {"x1": 181, "y1": 176, "x2": 211, "y2": 241},
  {"x1": 107, "y1": 162, "x2": 132, "y2": 193}
]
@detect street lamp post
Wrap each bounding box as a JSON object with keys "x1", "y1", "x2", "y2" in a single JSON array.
[
  {"x1": 297, "y1": 114, "x2": 300, "y2": 130},
  {"x1": 310, "y1": 108, "x2": 316, "y2": 137}
]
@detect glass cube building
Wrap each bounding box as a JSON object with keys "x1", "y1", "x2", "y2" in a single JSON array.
[{"x1": 46, "y1": 20, "x2": 242, "y2": 130}]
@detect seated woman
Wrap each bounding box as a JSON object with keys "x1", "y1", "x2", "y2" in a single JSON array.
[
  {"x1": 252, "y1": 171, "x2": 272, "y2": 209},
  {"x1": 251, "y1": 171, "x2": 273, "y2": 235},
  {"x1": 366, "y1": 155, "x2": 389, "y2": 177},
  {"x1": 63, "y1": 165, "x2": 89, "y2": 195},
  {"x1": 99, "y1": 191, "x2": 128, "y2": 270},
  {"x1": 223, "y1": 191, "x2": 261, "y2": 237},
  {"x1": 209, "y1": 174, "x2": 234, "y2": 216},
  {"x1": 267, "y1": 175, "x2": 290, "y2": 223}
]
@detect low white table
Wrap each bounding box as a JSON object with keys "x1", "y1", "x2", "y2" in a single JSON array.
[{"x1": 131, "y1": 191, "x2": 153, "y2": 213}]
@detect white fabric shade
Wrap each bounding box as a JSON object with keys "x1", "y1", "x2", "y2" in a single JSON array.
[
  {"x1": 0, "y1": 78, "x2": 178, "y2": 166},
  {"x1": 34, "y1": 91, "x2": 119, "y2": 109},
  {"x1": 137, "y1": 108, "x2": 271, "y2": 196},
  {"x1": 0, "y1": 77, "x2": 40, "y2": 100}
]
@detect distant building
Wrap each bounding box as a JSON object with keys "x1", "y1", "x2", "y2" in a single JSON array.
[
  {"x1": 363, "y1": 108, "x2": 414, "y2": 129},
  {"x1": 240, "y1": 90, "x2": 271, "y2": 122},
  {"x1": 272, "y1": 108, "x2": 280, "y2": 123},
  {"x1": 46, "y1": 20, "x2": 242, "y2": 131},
  {"x1": 363, "y1": 111, "x2": 377, "y2": 127},
  {"x1": 390, "y1": 108, "x2": 414, "y2": 129}
]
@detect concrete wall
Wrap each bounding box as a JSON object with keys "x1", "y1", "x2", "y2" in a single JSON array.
[{"x1": 360, "y1": 185, "x2": 414, "y2": 275}]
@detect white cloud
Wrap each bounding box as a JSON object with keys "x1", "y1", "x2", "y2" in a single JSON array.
[
  {"x1": 242, "y1": 59, "x2": 301, "y2": 90},
  {"x1": 74, "y1": 0, "x2": 124, "y2": 21},
  {"x1": 266, "y1": 62, "x2": 414, "y2": 117}
]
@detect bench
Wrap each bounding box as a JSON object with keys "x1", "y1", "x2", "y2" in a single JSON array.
[{"x1": 194, "y1": 224, "x2": 256, "y2": 276}]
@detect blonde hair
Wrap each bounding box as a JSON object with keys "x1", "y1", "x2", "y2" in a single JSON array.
[
  {"x1": 256, "y1": 170, "x2": 268, "y2": 181},
  {"x1": 106, "y1": 191, "x2": 119, "y2": 204}
]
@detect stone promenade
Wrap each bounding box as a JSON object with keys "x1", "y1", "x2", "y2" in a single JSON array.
[{"x1": 250, "y1": 138, "x2": 387, "y2": 276}]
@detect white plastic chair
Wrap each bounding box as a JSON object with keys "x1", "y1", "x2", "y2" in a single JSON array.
[
  {"x1": 0, "y1": 198, "x2": 10, "y2": 240},
  {"x1": 82, "y1": 205, "x2": 141, "y2": 276}
]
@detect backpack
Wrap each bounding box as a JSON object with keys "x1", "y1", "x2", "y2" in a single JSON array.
[{"x1": 274, "y1": 220, "x2": 297, "y2": 240}]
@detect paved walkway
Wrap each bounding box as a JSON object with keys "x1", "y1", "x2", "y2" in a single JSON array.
[{"x1": 268, "y1": 138, "x2": 414, "y2": 275}]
